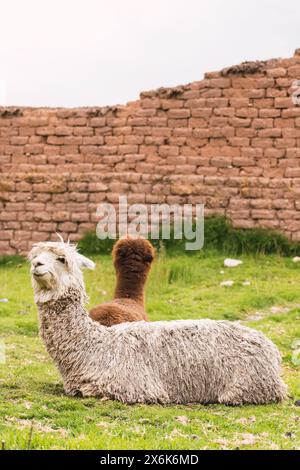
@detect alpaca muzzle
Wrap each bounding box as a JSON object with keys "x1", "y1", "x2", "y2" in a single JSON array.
[
  {"x1": 32, "y1": 271, "x2": 46, "y2": 278},
  {"x1": 31, "y1": 265, "x2": 51, "y2": 280}
]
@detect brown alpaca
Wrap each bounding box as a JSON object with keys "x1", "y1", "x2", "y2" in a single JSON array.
[{"x1": 89, "y1": 237, "x2": 154, "y2": 326}]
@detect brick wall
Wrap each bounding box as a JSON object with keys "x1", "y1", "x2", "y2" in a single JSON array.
[{"x1": 1, "y1": 49, "x2": 300, "y2": 254}]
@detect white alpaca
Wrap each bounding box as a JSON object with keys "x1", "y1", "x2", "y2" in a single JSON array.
[{"x1": 29, "y1": 240, "x2": 287, "y2": 405}]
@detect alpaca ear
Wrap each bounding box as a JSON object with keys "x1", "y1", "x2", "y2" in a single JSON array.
[
  {"x1": 76, "y1": 253, "x2": 96, "y2": 270},
  {"x1": 56, "y1": 232, "x2": 64, "y2": 243},
  {"x1": 144, "y1": 252, "x2": 154, "y2": 263}
]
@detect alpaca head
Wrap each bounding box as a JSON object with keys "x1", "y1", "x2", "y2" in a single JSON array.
[
  {"x1": 28, "y1": 237, "x2": 95, "y2": 303},
  {"x1": 113, "y1": 236, "x2": 154, "y2": 275}
]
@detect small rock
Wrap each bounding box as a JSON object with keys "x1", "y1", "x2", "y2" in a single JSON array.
[
  {"x1": 220, "y1": 280, "x2": 234, "y2": 287},
  {"x1": 294, "y1": 400, "x2": 300, "y2": 406},
  {"x1": 270, "y1": 306, "x2": 289, "y2": 314},
  {"x1": 237, "y1": 416, "x2": 256, "y2": 425},
  {"x1": 220, "y1": 270, "x2": 225, "y2": 274},
  {"x1": 224, "y1": 258, "x2": 243, "y2": 268},
  {"x1": 239, "y1": 433, "x2": 257, "y2": 445},
  {"x1": 0, "y1": 298, "x2": 8, "y2": 303},
  {"x1": 292, "y1": 257, "x2": 300, "y2": 263},
  {"x1": 96, "y1": 421, "x2": 111, "y2": 429},
  {"x1": 167, "y1": 428, "x2": 186, "y2": 439},
  {"x1": 96, "y1": 288, "x2": 107, "y2": 296},
  {"x1": 242, "y1": 281, "x2": 251, "y2": 286},
  {"x1": 176, "y1": 415, "x2": 189, "y2": 425}
]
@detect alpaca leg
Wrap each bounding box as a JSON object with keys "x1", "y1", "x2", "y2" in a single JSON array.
[
  {"x1": 218, "y1": 374, "x2": 287, "y2": 406},
  {"x1": 64, "y1": 380, "x2": 103, "y2": 398},
  {"x1": 218, "y1": 389, "x2": 245, "y2": 406}
]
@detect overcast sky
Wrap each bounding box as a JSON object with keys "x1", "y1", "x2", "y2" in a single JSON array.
[{"x1": 0, "y1": 0, "x2": 299, "y2": 107}]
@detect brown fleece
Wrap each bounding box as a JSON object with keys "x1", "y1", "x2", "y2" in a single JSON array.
[{"x1": 89, "y1": 237, "x2": 154, "y2": 326}]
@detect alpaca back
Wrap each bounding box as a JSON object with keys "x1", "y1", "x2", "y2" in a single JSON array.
[{"x1": 95, "y1": 319, "x2": 286, "y2": 405}]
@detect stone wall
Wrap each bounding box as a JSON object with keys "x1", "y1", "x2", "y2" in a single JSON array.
[{"x1": 1, "y1": 49, "x2": 300, "y2": 254}]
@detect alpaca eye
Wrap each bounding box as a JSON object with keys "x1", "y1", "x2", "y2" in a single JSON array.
[{"x1": 57, "y1": 257, "x2": 66, "y2": 264}]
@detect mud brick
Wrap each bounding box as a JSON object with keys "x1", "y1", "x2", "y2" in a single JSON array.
[
  {"x1": 275, "y1": 97, "x2": 293, "y2": 108},
  {"x1": 210, "y1": 78, "x2": 231, "y2": 88},
  {"x1": 285, "y1": 168, "x2": 300, "y2": 177},
  {"x1": 168, "y1": 109, "x2": 190, "y2": 119},
  {"x1": 55, "y1": 126, "x2": 73, "y2": 136},
  {"x1": 191, "y1": 108, "x2": 213, "y2": 118},
  {"x1": 264, "y1": 148, "x2": 285, "y2": 158},
  {"x1": 67, "y1": 117, "x2": 87, "y2": 126},
  {"x1": 229, "y1": 137, "x2": 250, "y2": 147},
  {"x1": 210, "y1": 156, "x2": 233, "y2": 167},
  {"x1": 127, "y1": 117, "x2": 147, "y2": 126},
  {"x1": 232, "y1": 77, "x2": 257, "y2": 89},
  {"x1": 236, "y1": 128, "x2": 256, "y2": 138},
  {"x1": 275, "y1": 118, "x2": 295, "y2": 128},
  {"x1": 283, "y1": 109, "x2": 300, "y2": 118},
  {"x1": 88, "y1": 182, "x2": 108, "y2": 192},
  {"x1": 71, "y1": 212, "x2": 90, "y2": 222},
  {"x1": 251, "y1": 138, "x2": 273, "y2": 148},
  {"x1": 267, "y1": 67, "x2": 287, "y2": 78},
  {"x1": 118, "y1": 144, "x2": 138, "y2": 155},
  {"x1": 10, "y1": 136, "x2": 28, "y2": 145},
  {"x1": 229, "y1": 117, "x2": 251, "y2": 127},
  {"x1": 185, "y1": 98, "x2": 206, "y2": 108},
  {"x1": 147, "y1": 117, "x2": 168, "y2": 126},
  {"x1": 140, "y1": 98, "x2": 160, "y2": 109},
  {"x1": 161, "y1": 99, "x2": 184, "y2": 109},
  {"x1": 282, "y1": 128, "x2": 300, "y2": 138},
  {"x1": 27, "y1": 117, "x2": 49, "y2": 127},
  {"x1": 36, "y1": 127, "x2": 55, "y2": 136},
  {"x1": 90, "y1": 118, "x2": 106, "y2": 127},
  {"x1": 203, "y1": 88, "x2": 224, "y2": 98},
  {"x1": 259, "y1": 108, "x2": 281, "y2": 118},
  {"x1": 158, "y1": 145, "x2": 179, "y2": 157},
  {"x1": 267, "y1": 88, "x2": 287, "y2": 98},
  {"x1": 58, "y1": 222, "x2": 77, "y2": 232},
  {"x1": 275, "y1": 138, "x2": 296, "y2": 148},
  {"x1": 168, "y1": 119, "x2": 188, "y2": 128},
  {"x1": 252, "y1": 118, "x2": 273, "y2": 129},
  {"x1": 206, "y1": 98, "x2": 228, "y2": 108},
  {"x1": 288, "y1": 65, "x2": 300, "y2": 77},
  {"x1": 107, "y1": 118, "x2": 127, "y2": 127},
  {"x1": 229, "y1": 98, "x2": 250, "y2": 108},
  {"x1": 188, "y1": 118, "x2": 207, "y2": 128},
  {"x1": 236, "y1": 107, "x2": 258, "y2": 118},
  {"x1": 74, "y1": 127, "x2": 94, "y2": 136}
]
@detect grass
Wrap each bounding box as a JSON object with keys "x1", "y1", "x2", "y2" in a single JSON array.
[
  {"x1": 0, "y1": 249, "x2": 299, "y2": 450},
  {"x1": 77, "y1": 216, "x2": 300, "y2": 257}
]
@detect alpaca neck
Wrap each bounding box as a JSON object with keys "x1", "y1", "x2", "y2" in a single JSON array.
[
  {"x1": 114, "y1": 270, "x2": 147, "y2": 306},
  {"x1": 37, "y1": 286, "x2": 106, "y2": 369}
]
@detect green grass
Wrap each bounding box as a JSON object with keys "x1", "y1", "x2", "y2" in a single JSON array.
[
  {"x1": 77, "y1": 216, "x2": 300, "y2": 257},
  {"x1": 0, "y1": 250, "x2": 299, "y2": 450}
]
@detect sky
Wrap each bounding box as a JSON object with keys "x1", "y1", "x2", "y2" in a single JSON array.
[{"x1": 0, "y1": 0, "x2": 299, "y2": 107}]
